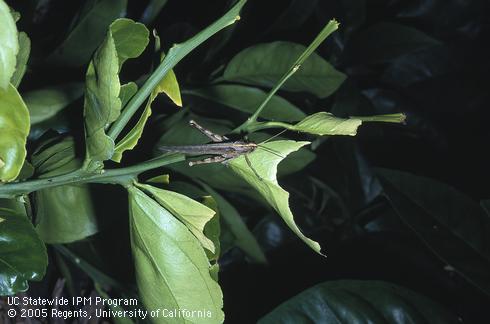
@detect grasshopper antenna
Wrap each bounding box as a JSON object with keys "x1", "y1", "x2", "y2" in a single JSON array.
[
  {"x1": 257, "y1": 129, "x2": 288, "y2": 145},
  {"x1": 256, "y1": 129, "x2": 288, "y2": 158}
]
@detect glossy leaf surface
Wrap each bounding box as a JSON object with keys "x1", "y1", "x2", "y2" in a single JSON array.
[
  {"x1": 377, "y1": 168, "x2": 490, "y2": 295},
  {"x1": 0, "y1": 84, "x2": 30, "y2": 182},
  {"x1": 222, "y1": 41, "x2": 346, "y2": 98},
  {"x1": 48, "y1": 0, "x2": 127, "y2": 66},
  {"x1": 259, "y1": 280, "x2": 459, "y2": 323},
  {"x1": 188, "y1": 84, "x2": 305, "y2": 122},
  {"x1": 0, "y1": 205, "x2": 47, "y2": 295}
]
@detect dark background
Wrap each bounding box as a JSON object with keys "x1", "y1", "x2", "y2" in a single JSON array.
[{"x1": 7, "y1": 0, "x2": 490, "y2": 323}]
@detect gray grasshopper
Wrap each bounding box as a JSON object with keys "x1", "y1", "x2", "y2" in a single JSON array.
[{"x1": 157, "y1": 120, "x2": 282, "y2": 178}]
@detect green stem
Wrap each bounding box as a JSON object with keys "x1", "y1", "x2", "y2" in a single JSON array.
[
  {"x1": 350, "y1": 113, "x2": 407, "y2": 123},
  {"x1": 0, "y1": 153, "x2": 184, "y2": 199},
  {"x1": 233, "y1": 19, "x2": 339, "y2": 134},
  {"x1": 107, "y1": 0, "x2": 246, "y2": 140}
]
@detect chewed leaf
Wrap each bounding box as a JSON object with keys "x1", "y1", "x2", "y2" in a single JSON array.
[
  {"x1": 155, "y1": 67, "x2": 182, "y2": 107},
  {"x1": 291, "y1": 112, "x2": 361, "y2": 136},
  {"x1": 83, "y1": 29, "x2": 120, "y2": 165},
  {"x1": 228, "y1": 140, "x2": 323, "y2": 255},
  {"x1": 112, "y1": 51, "x2": 181, "y2": 162},
  {"x1": 136, "y1": 183, "x2": 216, "y2": 253},
  {"x1": 201, "y1": 183, "x2": 267, "y2": 263},
  {"x1": 128, "y1": 186, "x2": 223, "y2": 323},
  {"x1": 110, "y1": 18, "x2": 149, "y2": 69},
  {"x1": 281, "y1": 112, "x2": 406, "y2": 136}
]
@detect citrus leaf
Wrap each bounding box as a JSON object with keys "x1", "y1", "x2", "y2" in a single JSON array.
[
  {"x1": 83, "y1": 28, "x2": 120, "y2": 166},
  {"x1": 268, "y1": 112, "x2": 406, "y2": 136},
  {"x1": 112, "y1": 60, "x2": 181, "y2": 162},
  {"x1": 201, "y1": 195, "x2": 221, "y2": 264},
  {"x1": 110, "y1": 18, "x2": 149, "y2": 69},
  {"x1": 32, "y1": 137, "x2": 97, "y2": 244},
  {"x1": 259, "y1": 280, "x2": 459, "y2": 323},
  {"x1": 228, "y1": 140, "x2": 322, "y2": 255},
  {"x1": 24, "y1": 83, "x2": 83, "y2": 125},
  {"x1": 128, "y1": 186, "x2": 224, "y2": 323},
  {"x1": 0, "y1": 83, "x2": 30, "y2": 182},
  {"x1": 0, "y1": 206, "x2": 47, "y2": 295},
  {"x1": 201, "y1": 183, "x2": 267, "y2": 263},
  {"x1": 119, "y1": 82, "x2": 138, "y2": 108},
  {"x1": 146, "y1": 174, "x2": 170, "y2": 184},
  {"x1": 0, "y1": 0, "x2": 18, "y2": 89},
  {"x1": 221, "y1": 41, "x2": 346, "y2": 98},
  {"x1": 346, "y1": 22, "x2": 441, "y2": 63},
  {"x1": 136, "y1": 183, "x2": 216, "y2": 253},
  {"x1": 187, "y1": 84, "x2": 305, "y2": 122},
  {"x1": 47, "y1": 0, "x2": 127, "y2": 67},
  {"x1": 155, "y1": 66, "x2": 182, "y2": 107},
  {"x1": 10, "y1": 32, "x2": 30, "y2": 88},
  {"x1": 377, "y1": 168, "x2": 490, "y2": 296}
]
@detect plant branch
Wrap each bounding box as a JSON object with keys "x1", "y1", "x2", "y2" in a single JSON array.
[
  {"x1": 0, "y1": 153, "x2": 184, "y2": 199},
  {"x1": 107, "y1": 0, "x2": 246, "y2": 140},
  {"x1": 233, "y1": 19, "x2": 339, "y2": 134}
]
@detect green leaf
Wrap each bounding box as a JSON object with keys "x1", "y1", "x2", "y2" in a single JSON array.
[
  {"x1": 228, "y1": 140, "x2": 322, "y2": 255},
  {"x1": 83, "y1": 28, "x2": 121, "y2": 166},
  {"x1": 376, "y1": 168, "x2": 490, "y2": 296},
  {"x1": 110, "y1": 18, "x2": 149, "y2": 69},
  {"x1": 35, "y1": 185, "x2": 97, "y2": 244},
  {"x1": 119, "y1": 82, "x2": 138, "y2": 108},
  {"x1": 346, "y1": 22, "x2": 441, "y2": 63},
  {"x1": 10, "y1": 32, "x2": 30, "y2": 88},
  {"x1": 0, "y1": 83, "x2": 30, "y2": 182},
  {"x1": 221, "y1": 41, "x2": 346, "y2": 98},
  {"x1": 107, "y1": 0, "x2": 246, "y2": 140},
  {"x1": 136, "y1": 183, "x2": 216, "y2": 253},
  {"x1": 112, "y1": 63, "x2": 181, "y2": 162},
  {"x1": 258, "y1": 280, "x2": 459, "y2": 323},
  {"x1": 290, "y1": 112, "x2": 362, "y2": 136},
  {"x1": 84, "y1": 19, "x2": 149, "y2": 166},
  {"x1": 0, "y1": 0, "x2": 18, "y2": 89},
  {"x1": 186, "y1": 84, "x2": 305, "y2": 122},
  {"x1": 128, "y1": 186, "x2": 224, "y2": 323},
  {"x1": 31, "y1": 136, "x2": 98, "y2": 243},
  {"x1": 155, "y1": 62, "x2": 182, "y2": 107},
  {"x1": 259, "y1": 112, "x2": 406, "y2": 136},
  {"x1": 0, "y1": 207, "x2": 48, "y2": 295},
  {"x1": 201, "y1": 184, "x2": 267, "y2": 263},
  {"x1": 146, "y1": 174, "x2": 170, "y2": 184},
  {"x1": 201, "y1": 196, "x2": 221, "y2": 266},
  {"x1": 48, "y1": 0, "x2": 127, "y2": 67},
  {"x1": 24, "y1": 83, "x2": 83, "y2": 124}
]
